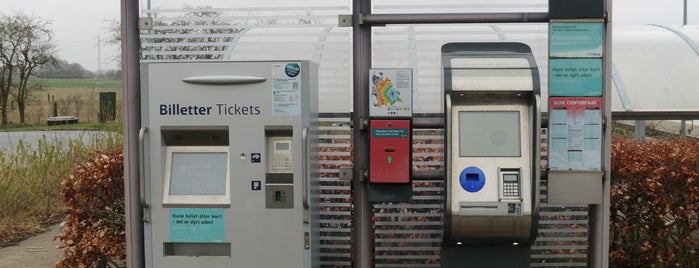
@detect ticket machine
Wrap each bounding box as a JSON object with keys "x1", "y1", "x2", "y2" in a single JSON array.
[
  {"x1": 442, "y1": 43, "x2": 540, "y2": 247},
  {"x1": 140, "y1": 61, "x2": 319, "y2": 267}
]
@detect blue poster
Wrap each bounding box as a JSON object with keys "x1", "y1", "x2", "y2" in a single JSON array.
[
  {"x1": 549, "y1": 59, "x2": 603, "y2": 97},
  {"x1": 170, "y1": 208, "x2": 225, "y2": 242},
  {"x1": 550, "y1": 22, "x2": 604, "y2": 58}
]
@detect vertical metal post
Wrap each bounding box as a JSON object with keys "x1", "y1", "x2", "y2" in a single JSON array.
[
  {"x1": 121, "y1": 0, "x2": 144, "y2": 267},
  {"x1": 352, "y1": 0, "x2": 372, "y2": 267},
  {"x1": 680, "y1": 120, "x2": 687, "y2": 135},
  {"x1": 684, "y1": 0, "x2": 688, "y2": 26},
  {"x1": 591, "y1": 0, "x2": 612, "y2": 267},
  {"x1": 635, "y1": 120, "x2": 646, "y2": 140}
]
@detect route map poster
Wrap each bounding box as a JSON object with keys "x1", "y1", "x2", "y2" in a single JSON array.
[{"x1": 369, "y1": 69, "x2": 413, "y2": 117}]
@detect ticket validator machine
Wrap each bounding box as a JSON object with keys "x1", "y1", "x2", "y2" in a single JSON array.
[
  {"x1": 140, "y1": 61, "x2": 319, "y2": 267},
  {"x1": 442, "y1": 43, "x2": 541, "y2": 258}
]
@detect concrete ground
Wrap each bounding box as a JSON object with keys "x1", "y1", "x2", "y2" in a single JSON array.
[{"x1": 0, "y1": 224, "x2": 63, "y2": 268}]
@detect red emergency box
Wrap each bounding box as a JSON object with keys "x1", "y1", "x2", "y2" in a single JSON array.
[{"x1": 369, "y1": 119, "x2": 411, "y2": 183}]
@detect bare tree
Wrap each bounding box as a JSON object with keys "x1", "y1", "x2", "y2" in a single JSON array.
[{"x1": 0, "y1": 11, "x2": 56, "y2": 125}]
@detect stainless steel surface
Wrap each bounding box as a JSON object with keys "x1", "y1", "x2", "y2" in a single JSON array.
[{"x1": 447, "y1": 92, "x2": 535, "y2": 244}]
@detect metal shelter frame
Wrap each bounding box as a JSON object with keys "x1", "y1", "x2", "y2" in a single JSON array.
[
  {"x1": 346, "y1": 1, "x2": 610, "y2": 267},
  {"x1": 121, "y1": 0, "x2": 614, "y2": 267}
]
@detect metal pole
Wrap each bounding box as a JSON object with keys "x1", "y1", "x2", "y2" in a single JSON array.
[
  {"x1": 352, "y1": 0, "x2": 372, "y2": 267},
  {"x1": 121, "y1": 0, "x2": 143, "y2": 267},
  {"x1": 684, "y1": 0, "x2": 688, "y2": 26},
  {"x1": 591, "y1": 0, "x2": 612, "y2": 267},
  {"x1": 635, "y1": 120, "x2": 646, "y2": 140},
  {"x1": 362, "y1": 12, "x2": 548, "y2": 25}
]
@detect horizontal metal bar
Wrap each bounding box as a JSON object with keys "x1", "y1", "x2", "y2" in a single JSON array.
[
  {"x1": 373, "y1": 204, "x2": 442, "y2": 210},
  {"x1": 318, "y1": 252, "x2": 352, "y2": 257},
  {"x1": 538, "y1": 229, "x2": 588, "y2": 233},
  {"x1": 531, "y1": 263, "x2": 587, "y2": 267},
  {"x1": 375, "y1": 229, "x2": 442, "y2": 234},
  {"x1": 412, "y1": 170, "x2": 444, "y2": 180},
  {"x1": 319, "y1": 261, "x2": 352, "y2": 266},
  {"x1": 362, "y1": 12, "x2": 549, "y2": 25},
  {"x1": 530, "y1": 254, "x2": 587, "y2": 258},
  {"x1": 377, "y1": 246, "x2": 441, "y2": 251},
  {"x1": 374, "y1": 212, "x2": 441, "y2": 217},
  {"x1": 413, "y1": 116, "x2": 444, "y2": 128},
  {"x1": 376, "y1": 238, "x2": 441, "y2": 243},
  {"x1": 374, "y1": 221, "x2": 442, "y2": 226},
  {"x1": 376, "y1": 264, "x2": 440, "y2": 268},
  {"x1": 539, "y1": 220, "x2": 589, "y2": 225},
  {"x1": 319, "y1": 227, "x2": 351, "y2": 232},
  {"x1": 375, "y1": 255, "x2": 441, "y2": 259},
  {"x1": 612, "y1": 111, "x2": 699, "y2": 120},
  {"x1": 535, "y1": 236, "x2": 588, "y2": 242},
  {"x1": 531, "y1": 245, "x2": 589, "y2": 250}
]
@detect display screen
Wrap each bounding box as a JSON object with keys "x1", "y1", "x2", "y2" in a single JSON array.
[
  {"x1": 275, "y1": 142, "x2": 290, "y2": 151},
  {"x1": 169, "y1": 152, "x2": 228, "y2": 195},
  {"x1": 458, "y1": 111, "x2": 521, "y2": 157}
]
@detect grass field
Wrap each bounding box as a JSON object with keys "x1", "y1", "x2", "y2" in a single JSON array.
[
  {"x1": 4, "y1": 78, "x2": 122, "y2": 126},
  {"x1": 31, "y1": 78, "x2": 121, "y2": 89},
  {"x1": 0, "y1": 78, "x2": 124, "y2": 248}
]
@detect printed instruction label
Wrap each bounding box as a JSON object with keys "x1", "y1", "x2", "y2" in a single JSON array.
[
  {"x1": 549, "y1": 59, "x2": 603, "y2": 96},
  {"x1": 272, "y1": 62, "x2": 302, "y2": 116},
  {"x1": 170, "y1": 208, "x2": 225, "y2": 242},
  {"x1": 550, "y1": 22, "x2": 604, "y2": 58}
]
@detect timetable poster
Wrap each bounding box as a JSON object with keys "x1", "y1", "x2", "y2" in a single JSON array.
[{"x1": 549, "y1": 97, "x2": 602, "y2": 170}]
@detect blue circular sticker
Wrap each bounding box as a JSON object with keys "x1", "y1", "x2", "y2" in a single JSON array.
[
  {"x1": 459, "y1": 166, "x2": 486, "y2": 193},
  {"x1": 285, "y1": 63, "x2": 300, "y2": 78}
]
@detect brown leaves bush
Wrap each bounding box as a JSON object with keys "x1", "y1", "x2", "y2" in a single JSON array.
[
  {"x1": 55, "y1": 150, "x2": 125, "y2": 268},
  {"x1": 611, "y1": 138, "x2": 699, "y2": 267}
]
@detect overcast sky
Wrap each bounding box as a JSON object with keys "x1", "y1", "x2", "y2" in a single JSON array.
[{"x1": 2, "y1": 0, "x2": 697, "y2": 72}]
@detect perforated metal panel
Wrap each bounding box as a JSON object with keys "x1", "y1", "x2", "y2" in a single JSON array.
[{"x1": 318, "y1": 117, "x2": 353, "y2": 267}]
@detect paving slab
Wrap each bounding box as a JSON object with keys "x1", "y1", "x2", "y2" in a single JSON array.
[{"x1": 0, "y1": 224, "x2": 63, "y2": 268}]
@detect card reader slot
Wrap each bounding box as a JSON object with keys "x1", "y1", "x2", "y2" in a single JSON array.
[
  {"x1": 265, "y1": 173, "x2": 293, "y2": 184},
  {"x1": 459, "y1": 202, "x2": 508, "y2": 216}
]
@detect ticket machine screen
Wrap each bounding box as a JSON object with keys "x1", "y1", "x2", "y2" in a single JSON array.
[
  {"x1": 458, "y1": 111, "x2": 521, "y2": 157},
  {"x1": 169, "y1": 152, "x2": 228, "y2": 195},
  {"x1": 163, "y1": 146, "x2": 230, "y2": 206}
]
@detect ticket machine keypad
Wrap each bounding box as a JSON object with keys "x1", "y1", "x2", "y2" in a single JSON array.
[{"x1": 502, "y1": 173, "x2": 520, "y2": 197}]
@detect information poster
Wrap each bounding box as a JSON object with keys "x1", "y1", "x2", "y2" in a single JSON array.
[
  {"x1": 272, "y1": 62, "x2": 302, "y2": 116},
  {"x1": 549, "y1": 59, "x2": 603, "y2": 96},
  {"x1": 369, "y1": 68, "x2": 413, "y2": 117},
  {"x1": 550, "y1": 22, "x2": 604, "y2": 58},
  {"x1": 549, "y1": 97, "x2": 602, "y2": 170},
  {"x1": 170, "y1": 208, "x2": 225, "y2": 242}
]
